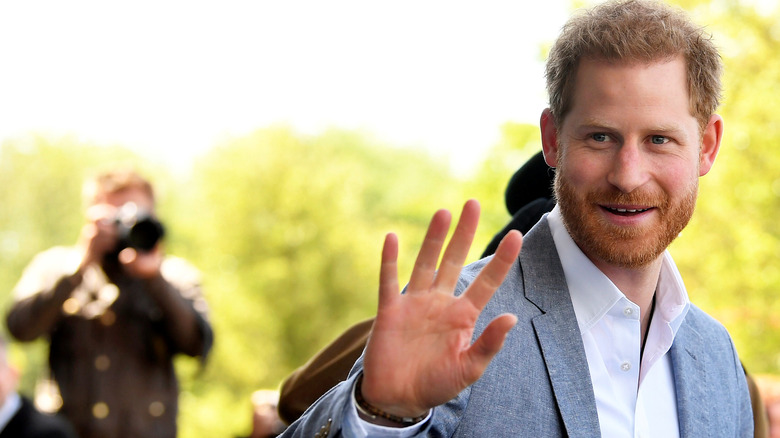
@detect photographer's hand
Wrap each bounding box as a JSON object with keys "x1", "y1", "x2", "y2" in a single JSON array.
[
  {"x1": 118, "y1": 246, "x2": 163, "y2": 279},
  {"x1": 77, "y1": 204, "x2": 120, "y2": 273}
]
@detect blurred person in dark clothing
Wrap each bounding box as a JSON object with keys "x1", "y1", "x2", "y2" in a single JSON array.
[
  {"x1": 0, "y1": 334, "x2": 77, "y2": 438},
  {"x1": 5, "y1": 166, "x2": 213, "y2": 438}
]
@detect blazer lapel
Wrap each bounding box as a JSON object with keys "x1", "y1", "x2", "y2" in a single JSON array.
[
  {"x1": 670, "y1": 321, "x2": 709, "y2": 438},
  {"x1": 522, "y1": 219, "x2": 602, "y2": 437}
]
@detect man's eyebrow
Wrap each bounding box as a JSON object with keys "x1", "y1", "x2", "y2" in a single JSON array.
[
  {"x1": 573, "y1": 119, "x2": 687, "y2": 134},
  {"x1": 572, "y1": 118, "x2": 618, "y2": 131},
  {"x1": 647, "y1": 124, "x2": 687, "y2": 134}
]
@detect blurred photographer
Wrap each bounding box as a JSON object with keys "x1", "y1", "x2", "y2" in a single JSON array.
[{"x1": 5, "y1": 166, "x2": 213, "y2": 438}]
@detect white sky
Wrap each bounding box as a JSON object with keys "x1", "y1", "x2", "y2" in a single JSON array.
[{"x1": 0, "y1": 1, "x2": 570, "y2": 173}]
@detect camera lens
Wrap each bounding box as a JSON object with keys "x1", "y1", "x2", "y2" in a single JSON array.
[
  {"x1": 115, "y1": 203, "x2": 165, "y2": 252},
  {"x1": 126, "y1": 218, "x2": 165, "y2": 251}
]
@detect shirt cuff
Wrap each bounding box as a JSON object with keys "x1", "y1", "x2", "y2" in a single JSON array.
[{"x1": 343, "y1": 375, "x2": 432, "y2": 437}]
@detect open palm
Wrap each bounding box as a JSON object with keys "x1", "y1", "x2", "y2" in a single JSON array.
[{"x1": 361, "y1": 199, "x2": 523, "y2": 419}]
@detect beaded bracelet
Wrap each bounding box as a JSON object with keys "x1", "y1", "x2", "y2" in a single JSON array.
[{"x1": 354, "y1": 374, "x2": 428, "y2": 426}]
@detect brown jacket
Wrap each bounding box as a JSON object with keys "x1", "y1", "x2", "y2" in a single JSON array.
[{"x1": 278, "y1": 318, "x2": 372, "y2": 425}]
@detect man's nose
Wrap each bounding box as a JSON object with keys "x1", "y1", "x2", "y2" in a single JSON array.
[{"x1": 606, "y1": 140, "x2": 648, "y2": 193}]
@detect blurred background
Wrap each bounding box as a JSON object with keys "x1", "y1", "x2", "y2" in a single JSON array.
[{"x1": 2, "y1": 0, "x2": 780, "y2": 436}]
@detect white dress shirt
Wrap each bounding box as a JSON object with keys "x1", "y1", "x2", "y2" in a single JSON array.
[
  {"x1": 348, "y1": 206, "x2": 690, "y2": 437},
  {"x1": 0, "y1": 391, "x2": 21, "y2": 432}
]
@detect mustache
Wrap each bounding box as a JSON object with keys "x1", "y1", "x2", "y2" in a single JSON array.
[{"x1": 583, "y1": 188, "x2": 670, "y2": 209}]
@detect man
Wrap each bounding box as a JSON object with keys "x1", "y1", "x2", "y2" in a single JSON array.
[
  {"x1": 0, "y1": 335, "x2": 76, "y2": 438},
  {"x1": 280, "y1": 1, "x2": 753, "y2": 436},
  {"x1": 5, "y1": 167, "x2": 213, "y2": 438}
]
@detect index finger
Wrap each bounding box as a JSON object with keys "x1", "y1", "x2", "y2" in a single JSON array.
[
  {"x1": 462, "y1": 230, "x2": 522, "y2": 311},
  {"x1": 86, "y1": 204, "x2": 117, "y2": 223}
]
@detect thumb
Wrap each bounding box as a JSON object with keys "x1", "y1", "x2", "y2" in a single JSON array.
[
  {"x1": 118, "y1": 248, "x2": 138, "y2": 265},
  {"x1": 462, "y1": 313, "x2": 517, "y2": 383}
]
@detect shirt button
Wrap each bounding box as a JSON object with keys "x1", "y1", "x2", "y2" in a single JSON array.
[
  {"x1": 623, "y1": 307, "x2": 633, "y2": 316},
  {"x1": 149, "y1": 401, "x2": 166, "y2": 417},
  {"x1": 100, "y1": 310, "x2": 116, "y2": 326},
  {"x1": 92, "y1": 402, "x2": 109, "y2": 419},
  {"x1": 94, "y1": 355, "x2": 111, "y2": 371},
  {"x1": 62, "y1": 298, "x2": 80, "y2": 315},
  {"x1": 620, "y1": 362, "x2": 631, "y2": 372}
]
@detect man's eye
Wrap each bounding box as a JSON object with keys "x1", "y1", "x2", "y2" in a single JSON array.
[
  {"x1": 651, "y1": 135, "x2": 669, "y2": 145},
  {"x1": 592, "y1": 133, "x2": 609, "y2": 142}
]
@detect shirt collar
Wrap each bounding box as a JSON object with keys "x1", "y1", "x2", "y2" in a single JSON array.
[{"x1": 546, "y1": 205, "x2": 690, "y2": 333}]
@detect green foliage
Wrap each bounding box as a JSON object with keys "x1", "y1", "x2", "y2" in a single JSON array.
[
  {"x1": 466, "y1": 122, "x2": 547, "y2": 253},
  {"x1": 0, "y1": 124, "x2": 542, "y2": 437},
  {"x1": 189, "y1": 127, "x2": 456, "y2": 373},
  {"x1": 183, "y1": 128, "x2": 463, "y2": 435}
]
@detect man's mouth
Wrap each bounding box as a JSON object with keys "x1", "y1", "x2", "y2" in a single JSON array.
[{"x1": 603, "y1": 206, "x2": 652, "y2": 216}]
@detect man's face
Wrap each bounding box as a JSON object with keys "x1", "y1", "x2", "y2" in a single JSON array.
[
  {"x1": 99, "y1": 187, "x2": 155, "y2": 212},
  {"x1": 543, "y1": 56, "x2": 720, "y2": 270}
]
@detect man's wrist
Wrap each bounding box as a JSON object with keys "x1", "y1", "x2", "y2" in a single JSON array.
[{"x1": 353, "y1": 373, "x2": 429, "y2": 428}]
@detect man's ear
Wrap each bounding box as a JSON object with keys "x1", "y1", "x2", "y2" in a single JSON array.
[
  {"x1": 540, "y1": 109, "x2": 560, "y2": 168},
  {"x1": 699, "y1": 114, "x2": 723, "y2": 177}
]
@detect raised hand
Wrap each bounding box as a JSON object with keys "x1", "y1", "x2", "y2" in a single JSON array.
[
  {"x1": 360, "y1": 199, "x2": 523, "y2": 421},
  {"x1": 78, "y1": 204, "x2": 120, "y2": 270},
  {"x1": 118, "y1": 245, "x2": 164, "y2": 279}
]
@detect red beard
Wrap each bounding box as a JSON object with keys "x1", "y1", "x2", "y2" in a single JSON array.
[{"x1": 554, "y1": 169, "x2": 697, "y2": 269}]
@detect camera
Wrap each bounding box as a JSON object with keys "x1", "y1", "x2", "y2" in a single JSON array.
[{"x1": 114, "y1": 202, "x2": 165, "y2": 252}]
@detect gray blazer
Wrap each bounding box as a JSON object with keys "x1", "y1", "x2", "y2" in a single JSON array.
[{"x1": 281, "y1": 217, "x2": 753, "y2": 437}]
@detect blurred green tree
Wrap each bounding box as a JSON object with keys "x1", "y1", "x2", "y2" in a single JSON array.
[{"x1": 176, "y1": 126, "x2": 469, "y2": 435}]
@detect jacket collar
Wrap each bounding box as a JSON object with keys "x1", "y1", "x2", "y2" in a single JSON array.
[{"x1": 520, "y1": 218, "x2": 602, "y2": 437}]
